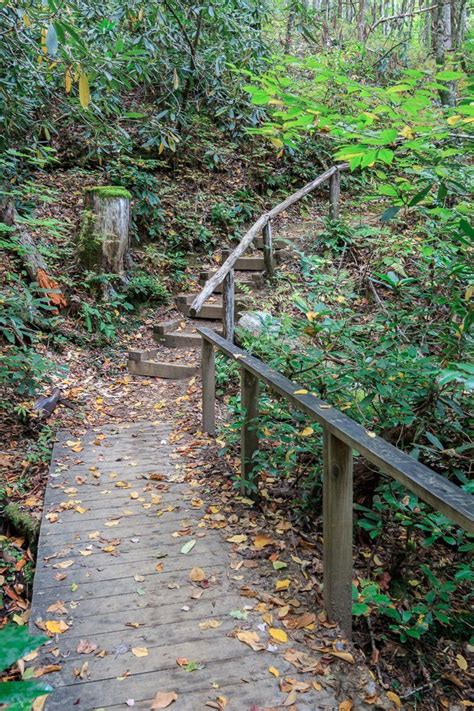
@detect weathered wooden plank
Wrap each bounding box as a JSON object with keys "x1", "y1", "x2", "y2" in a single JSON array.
[
  {"x1": 222, "y1": 269, "x2": 235, "y2": 342},
  {"x1": 330, "y1": 168, "x2": 341, "y2": 219},
  {"x1": 201, "y1": 338, "x2": 216, "y2": 434},
  {"x1": 323, "y1": 429, "x2": 353, "y2": 638},
  {"x1": 197, "y1": 327, "x2": 474, "y2": 532},
  {"x1": 262, "y1": 221, "x2": 275, "y2": 278}
]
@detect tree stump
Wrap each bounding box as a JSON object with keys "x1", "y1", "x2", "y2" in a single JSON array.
[{"x1": 78, "y1": 186, "x2": 131, "y2": 274}]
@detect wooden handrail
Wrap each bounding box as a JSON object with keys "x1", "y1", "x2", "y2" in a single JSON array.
[
  {"x1": 189, "y1": 163, "x2": 348, "y2": 319},
  {"x1": 197, "y1": 325, "x2": 474, "y2": 637}
]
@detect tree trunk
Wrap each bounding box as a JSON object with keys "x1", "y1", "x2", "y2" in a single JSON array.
[
  {"x1": 433, "y1": 0, "x2": 455, "y2": 106},
  {"x1": 79, "y1": 186, "x2": 131, "y2": 274},
  {"x1": 357, "y1": 0, "x2": 367, "y2": 41}
]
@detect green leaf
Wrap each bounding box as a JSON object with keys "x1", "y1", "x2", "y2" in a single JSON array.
[
  {"x1": 180, "y1": 539, "x2": 196, "y2": 554},
  {"x1": 0, "y1": 626, "x2": 48, "y2": 673},
  {"x1": 378, "y1": 148, "x2": 394, "y2": 165},
  {"x1": 408, "y1": 184, "x2": 432, "y2": 207},
  {"x1": 380, "y1": 206, "x2": 401, "y2": 223},
  {"x1": 0, "y1": 680, "x2": 52, "y2": 705},
  {"x1": 436, "y1": 70, "x2": 464, "y2": 81}
]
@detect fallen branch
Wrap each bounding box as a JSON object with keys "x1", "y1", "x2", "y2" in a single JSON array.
[{"x1": 33, "y1": 388, "x2": 75, "y2": 417}]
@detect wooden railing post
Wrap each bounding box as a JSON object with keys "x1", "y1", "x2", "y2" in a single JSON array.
[
  {"x1": 222, "y1": 269, "x2": 235, "y2": 343},
  {"x1": 262, "y1": 221, "x2": 274, "y2": 278},
  {"x1": 323, "y1": 428, "x2": 353, "y2": 639},
  {"x1": 329, "y1": 169, "x2": 340, "y2": 220},
  {"x1": 240, "y1": 368, "x2": 259, "y2": 493},
  {"x1": 201, "y1": 339, "x2": 216, "y2": 435}
]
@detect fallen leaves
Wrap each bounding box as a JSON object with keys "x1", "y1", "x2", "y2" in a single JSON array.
[
  {"x1": 235, "y1": 630, "x2": 264, "y2": 651},
  {"x1": 226, "y1": 534, "x2": 247, "y2": 544},
  {"x1": 180, "y1": 539, "x2": 196, "y2": 554},
  {"x1": 77, "y1": 640, "x2": 98, "y2": 654},
  {"x1": 253, "y1": 534, "x2": 273, "y2": 549},
  {"x1": 198, "y1": 619, "x2": 222, "y2": 630},
  {"x1": 131, "y1": 647, "x2": 149, "y2": 657},
  {"x1": 275, "y1": 579, "x2": 291, "y2": 591},
  {"x1": 45, "y1": 620, "x2": 69, "y2": 635},
  {"x1": 189, "y1": 567, "x2": 206, "y2": 582},
  {"x1": 150, "y1": 691, "x2": 177, "y2": 709},
  {"x1": 268, "y1": 627, "x2": 288, "y2": 644},
  {"x1": 456, "y1": 654, "x2": 468, "y2": 671},
  {"x1": 53, "y1": 560, "x2": 74, "y2": 569}
]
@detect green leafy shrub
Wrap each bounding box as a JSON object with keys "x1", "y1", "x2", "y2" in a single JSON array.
[
  {"x1": 126, "y1": 273, "x2": 169, "y2": 305},
  {"x1": 0, "y1": 625, "x2": 51, "y2": 710}
]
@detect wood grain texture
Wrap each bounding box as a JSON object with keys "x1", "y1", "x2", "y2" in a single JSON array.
[{"x1": 31, "y1": 421, "x2": 344, "y2": 711}]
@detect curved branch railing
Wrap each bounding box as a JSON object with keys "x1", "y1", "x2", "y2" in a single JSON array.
[{"x1": 189, "y1": 163, "x2": 349, "y2": 340}]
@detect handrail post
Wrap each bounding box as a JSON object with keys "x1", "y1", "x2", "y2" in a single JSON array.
[
  {"x1": 262, "y1": 221, "x2": 274, "y2": 278},
  {"x1": 323, "y1": 428, "x2": 353, "y2": 639},
  {"x1": 329, "y1": 168, "x2": 340, "y2": 220},
  {"x1": 240, "y1": 368, "x2": 259, "y2": 494},
  {"x1": 222, "y1": 269, "x2": 235, "y2": 343},
  {"x1": 201, "y1": 338, "x2": 216, "y2": 435}
]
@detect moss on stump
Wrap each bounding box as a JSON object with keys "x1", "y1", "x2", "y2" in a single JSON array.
[
  {"x1": 85, "y1": 185, "x2": 132, "y2": 200},
  {"x1": 3, "y1": 502, "x2": 40, "y2": 550}
]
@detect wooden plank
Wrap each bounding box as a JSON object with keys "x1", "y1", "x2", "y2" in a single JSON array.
[
  {"x1": 262, "y1": 221, "x2": 274, "y2": 278},
  {"x1": 201, "y1": 338, "x2": 216, "y2": 434},
  {"x1": 190, "y1": 164, "x2": 348, "y2": 316},
  {"x1": 323, "y1": 429, "x2": 353, "y2": 638},
  {"x1": 240, "y1": 367, "x2": 259, "y2": 492},
  {"x1": 330, "y1": 168, "x2": 341, "y2": 219},
  {"x1": 197, "y1": 327, "x2": 474, "y2": 531},
  {"x1": 222, "y1": 269, "x2": 235, "y2": 342}
]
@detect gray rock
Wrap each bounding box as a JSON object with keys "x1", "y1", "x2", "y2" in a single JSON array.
[{"x1": 237, "y1": 310, "x2": 281, "y2": 337}]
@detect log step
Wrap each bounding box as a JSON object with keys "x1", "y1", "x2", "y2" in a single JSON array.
[
  {"x1": 154, "y1": 331, "x2": 202, "y2": 349},
  {"x1": 128, "y1": 358, "x2": 198, "y2": 379},
  {"x1": 153, "y1": 319, "x2": 182, "y2": 336},
  {"x1": 254, "y1": 235, "x2": 293, "y2": 249},
  {"x1": 221, "y1": 253, "x2": 265, "y2": 271}
]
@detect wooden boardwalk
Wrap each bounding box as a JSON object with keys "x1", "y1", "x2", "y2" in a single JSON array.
[{"x1": 31, "y1": 421, "x2": 375, "y2": 710}]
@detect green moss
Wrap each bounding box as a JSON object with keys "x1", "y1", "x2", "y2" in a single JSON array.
[
  {"x1": 85, "y1": 185, "x2": 132, "y2": 200},
  {"x1": 77, "y1": 209, "x2": 102, "y2": 269},
  {"x1": 3, "y1": 503, "x2": 40, "y2": 549}
]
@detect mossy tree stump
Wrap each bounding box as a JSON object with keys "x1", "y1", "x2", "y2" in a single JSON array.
[{"x1": 78, "y1": 186, "x2": 132, "y2": 274}]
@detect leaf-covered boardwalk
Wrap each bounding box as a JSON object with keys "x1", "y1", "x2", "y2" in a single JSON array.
[{"x1": 31, "y1": 422, "x2": 385, "y2": 710}]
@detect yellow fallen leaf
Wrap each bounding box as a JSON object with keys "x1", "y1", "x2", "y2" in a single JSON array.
[
  {"x1": 131, "y1": 647, "x2": 148, "y2": 657},
  {"x1": 386, "y1": 691, "x2": 401, "y2": 708},
  {"x1": 226, "y1": 534, "x2": 247, "y2": 544},
  {"x1": 198, "y1": 619, "x2": 222, "y2": 630},
  {"x1": 75, "y1": 506, "x2": 87, "y2": 514},
  {"x1": 366, "y1": 430, "x2": 376, "y2": 438},
  {"x1": 45, "y1": 620, "x2": 69, "y2": 635},
  {"x1": 300, "y1": 427, "x2": 314, "y2": 437},
  {"x1": 456, "y1": 654, "x2": 468, "y2": 671},
  {"x1": 268, "y1": 627, "x2": 288, "y2": 643},
  {"x1": 294, "y1": 389, "x2": 308, "y2": 395},
  {"x1": 275, "y1": 579, "x2": 290, "y2": 591},
  {"x1": 253, "y1": 535, "x2": 273, "y2": 549},
  {"x1": 79, "y1": 550, "x2": 92, "y2": 557},
  {"x1": 268, "y1": 666, "x2": 279, "y2": 677}
]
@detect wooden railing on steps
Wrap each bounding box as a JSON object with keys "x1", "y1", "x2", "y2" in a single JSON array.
[
  {"x1": 197, "y1": 326, "x2": 474, "y2": 639},
  {"x1": 189, "y1": 163, "x2": 348, "y2": 340}
]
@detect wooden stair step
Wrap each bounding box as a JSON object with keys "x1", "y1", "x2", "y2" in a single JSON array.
[
  {"x1": 154, "y1": 330, "x2": 202, "y2": 349},
  {"x1": 128, "y1": 358, "x2": 198, "y2": 379},
  {"x1": 221, "y1": 253, "x2": 265, "y2": 271},
  {"x1": 153, "y1": 318, "x2": 182, "y2": 336}
]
